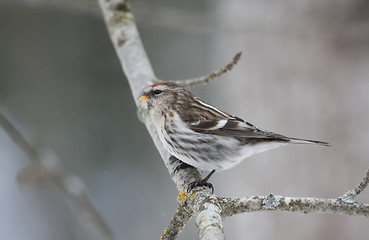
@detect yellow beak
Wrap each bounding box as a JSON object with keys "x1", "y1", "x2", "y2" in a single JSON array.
[{"x1": 138, "y1": 95, "x2": 149, "y2": 102}]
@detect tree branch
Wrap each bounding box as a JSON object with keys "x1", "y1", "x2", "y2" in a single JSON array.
[
  {"x1": 0, "y1": 108, "x2": 38, "y2": 162},
  {"x1": 339, "y1": 168, "x2": 369, "y2": 203},
  {"x1": 0, "y1": 109, "x2": 114, "y2": 240},
  {"x1": 219, "y1": 194, "x2": 369, "y2": 218},
  {"x1": 175, "y1": 52, "x2": 242, "y2": 88},
  {"x1": 160, "y1": 199, "x2": 192, "y2": 240},
  {"x1": 97, "y1": 0, "x2": 202, "y2": 192},
  {"x1": 97, "y1": 2, "x2": 226, "y2": 239},
  {"x1": 194, "y1": 195, "x2": 224, "y2": 240},
  {"x1": 218, "y1": 169, "x2": 369, "y2": 217}
]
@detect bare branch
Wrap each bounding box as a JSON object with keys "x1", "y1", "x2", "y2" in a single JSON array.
[
  {"x1": 194, "y1": 195, "x2": 224, "y2": 240},
  {"x1": 97, "y1": 0, "x2": 206, "y2": 192},
  {"x1": 160, "y1": 200, "x2": 192, "y2": 240},
  {"x1": 98, "y1": 0, "x2": 156, "y2": 99},
  {"x1": 218, "y1": 194, "x2": 369, "y2": 218},
  {"x1": 97, "y1": 3, "x2": 218, "y2": 238},
  {"x1": 0, "y1": 110, "x2": 114, "y2": 240},
  {"x1": 339, "y1": 168, "x2": 369, "y2": 203},
  {"x1": 0, "y1": 109, "x2": 38, "y2": 161},
  {"x1": 355, "y1": 168, "x2": 369, "y2": 196},
  {"x1": 175, "y1": 52, "x2": 242, "y2": 88}
]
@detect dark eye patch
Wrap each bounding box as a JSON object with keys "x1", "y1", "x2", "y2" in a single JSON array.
[{"x1": 153, "y1": 89, "x2": 163, "y2": 95}]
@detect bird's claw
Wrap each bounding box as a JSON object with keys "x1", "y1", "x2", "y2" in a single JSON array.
[
  {"x1": 187, "y1": 181, "x2": 214, "y2": 194},
  {"x1": 174, "y1": 162, "x2": 194, "y2": 174}
]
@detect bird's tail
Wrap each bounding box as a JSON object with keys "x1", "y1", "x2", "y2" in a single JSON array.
[{"x1": 289, "y1": 137, "x2": 331, "y2": 147}]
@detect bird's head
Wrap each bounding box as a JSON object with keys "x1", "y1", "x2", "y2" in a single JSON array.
[{"x1": 138, "y1": 82, "x2": 193, "y2": 113}]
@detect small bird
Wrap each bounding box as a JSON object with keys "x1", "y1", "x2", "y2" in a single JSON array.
[{"x1": 138, "y1": 82, "x2": 329, "y2": 191}]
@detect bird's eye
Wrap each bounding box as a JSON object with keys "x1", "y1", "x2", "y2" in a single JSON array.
[{"x1": 153, "y1": 89, "x2": 163, "y2": 95}]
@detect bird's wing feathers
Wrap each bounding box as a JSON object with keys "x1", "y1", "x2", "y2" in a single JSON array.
[
  {"x1": 189, "y1": 116, "x2": 290, "y2": 141},
  {"x1": 179, "y1": 98, "x2": 329, "y2": 145},
  {"x1": 179, "y1": 98, "x2": 290, "y2": 141}
]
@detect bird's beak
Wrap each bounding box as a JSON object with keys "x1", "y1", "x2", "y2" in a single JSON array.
[{"x1": 138, "y1": 94, "x2": 149, "y2": 102}]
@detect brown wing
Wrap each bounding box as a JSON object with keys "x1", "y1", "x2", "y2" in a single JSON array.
[
  {"x1": 178, "y1": 97, "x2": 290, "y2": 141},
  {"x1": 178, "y1": 97, "x2": 329, "y2": 145},
  {"x1": 189, "y1": 117, "x2": 291, "y2": 141}
]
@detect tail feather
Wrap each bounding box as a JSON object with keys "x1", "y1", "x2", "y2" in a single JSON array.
[{"x1": 289, "y1": 137, "x2": 331, "y2": 147}]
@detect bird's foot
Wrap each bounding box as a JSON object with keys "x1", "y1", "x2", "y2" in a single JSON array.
[
  {"x1": 187, "y1": 180, "x2": 214, "y2": 194},
  {"x1": 187, "y1": 170, "x2": 216, "y2": 194},
  {"x1": 174, "y1": 161, "x2": 194, "y2": 174}
]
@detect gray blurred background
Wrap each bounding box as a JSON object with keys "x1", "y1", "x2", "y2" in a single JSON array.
[{"x1": 1, "y1": 0, "x2": 369, "y2": 239}]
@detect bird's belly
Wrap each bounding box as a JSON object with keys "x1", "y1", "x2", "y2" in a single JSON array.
[{"x1": 158, "y1": 128, "x2": 244, "y2": 171}]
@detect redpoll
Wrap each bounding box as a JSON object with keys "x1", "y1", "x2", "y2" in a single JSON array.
[{"x1": 138, "y1": 82, "x2": 329, "y2": 191}]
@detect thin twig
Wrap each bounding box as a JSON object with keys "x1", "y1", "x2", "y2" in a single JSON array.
[
  {"x1": 175, "y1": 52, "x2": 242, "y2": 88},
  {"x1": 0, "y1": 109, "x2": 38, "y2": 161},
  {"x1": 355, "y1": 168, "x2": 369, "y2": 196},
  {"x1": 339, "y1": 168, "x2": 369, "y2": 203}
]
